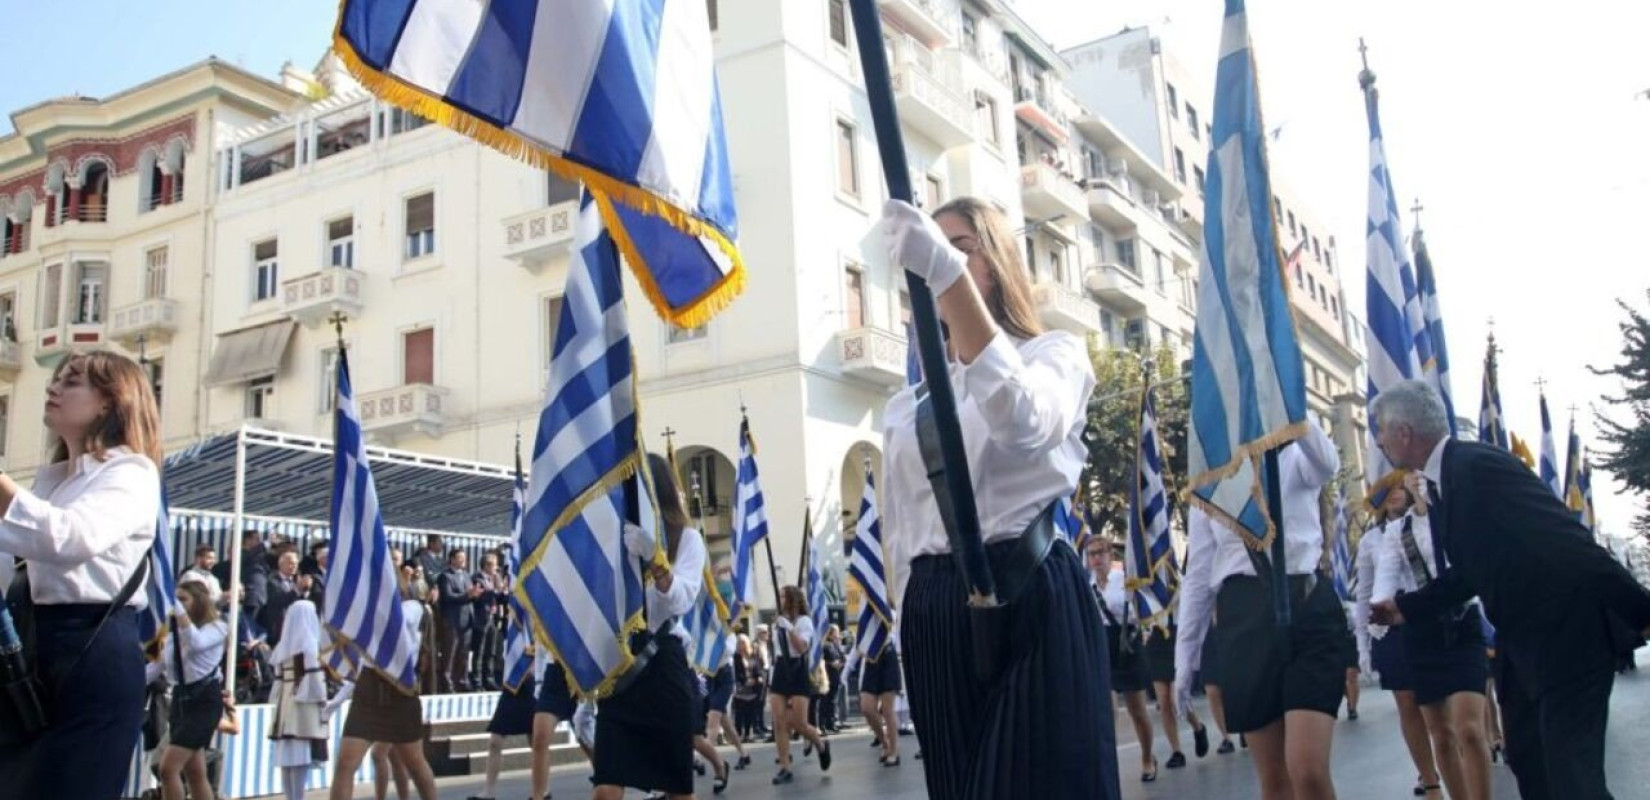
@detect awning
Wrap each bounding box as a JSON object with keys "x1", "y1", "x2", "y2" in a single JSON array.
[
  {"x1": 205, "y1": 320, "x2": 295, "y2": 386},
  {"x1": 163, "y1": 427, "x2": 515, "y2": 535}
]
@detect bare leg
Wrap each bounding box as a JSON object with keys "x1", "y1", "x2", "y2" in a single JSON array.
[
  {"x1": 860, "y1": 692, "x2": 886, "y2": 753},
  {"x1": 771, "y1": 693, "x2": 792, "y2": 769},
  {"x1": 1483, "y1": 677, "x2": 1504, "y2": 753},
  {"x1": 389, "y1": 746, "x2": 412, "y2": 800},
  {"x1": 330, "y1": 738, "x2": 373, "y2": 800},
  {"x1": 1446, "y1": 692, "x2": 1491, "y2": 800},
  {"x1": 786, "y1": 695, "x2": 826, "y2": 752},
  {"x1": 530, "y1": 711, "x2": 561, "y2": 800},
  {"x1": 370, "y1": 742, "x2": 392, "y2": 800},
  {"x1": 693, "y1": 733, "x2": 727, "y2": 777},
  {"x1": 482, "y1": 733, "x2": 505, "y2": 797},
  {"x1": 877, "y1": 692, "x2": 899, "y2": 760},
  {"x1": 712, "y1": 710, "x2": 746, "y2": 759},
  {"x1": 1121, "y1": 691, "x2": 1156, "y2": 772},
  {"x1": 1421, "y1": 703, "x2": 1464, "y2": 800},
  {"x1": 1344, "y1": 669, "x2": 1361, "y2": 715},
  {"x1": 1243, "y1": 719, "x2": 1296, "y2": 800},
  {"x1": 593, "y1": 786, "x2": 623, "y2": 800},
  {"x1": 391, "y1": 740, "x2": 439, "y2": 800},
  {"x1": 185, "y1": 751, "x2": 215, "y2": 800},
  {"x1": 1282, "y1": 710, "x2": 1337, "y2": 800},
  {"x1": 158, "y1": 745, "x2": 191, "y2": 800},
  {"x1": 1207, "y1": 684, "x2": 1232, "y2": 742},
  {"x1": 1154, "y1": 681, "x2": 1185, "y2": 755},
  {"x1": 1395, "y1": 690, "x2": 1442, "y2": 793}
]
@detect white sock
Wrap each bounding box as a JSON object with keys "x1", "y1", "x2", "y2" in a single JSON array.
[{"x1": 284, "y1": 766, "x2": 307, "y2": 800}]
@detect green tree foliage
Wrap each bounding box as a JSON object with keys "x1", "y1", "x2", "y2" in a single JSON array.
[
  {"x1": 1079, "y1": 342, "x2": 1188, "y2": 542},
  {"x1": 1590, "y1": 292, "x2": 1650, "y2": 540}
]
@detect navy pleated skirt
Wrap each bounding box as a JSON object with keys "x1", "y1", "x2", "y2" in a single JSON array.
[
  {"x1": 902, "y1": 539, "x2": 1121, "y2": 800},
  {"x1": 1372, "y1": 628, "x2": 1415, "y2": 691},
  {"x1": 593, "y1": 634, "x2": 696, "y2": 794},
  {"x1": 1401, "y1": 604, "x2": 1488, "y2": 706}
]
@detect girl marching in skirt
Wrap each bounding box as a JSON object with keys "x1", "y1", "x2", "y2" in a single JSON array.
[
  {"x1": 1144, "y1": 620, "x2": 1210, "y2": 770},
  {"x1": 592, "y1": 453, "x2": 705, "y2": 800},
  {"x1": 881, "y1": 197, "x2": 1119, "y2": 799},
  {"x1": 159, "y1": 581, "x2": 230, "y2": 800},
  {"x1": 328, "y1": 592, "x2": 440, "y2": 800},
  {"x1": 1086, "y1": 537, "x2": 1159, "y2": 781},
  {"x1": 846, "y1": 619, "x2": 902, "y2": 768},
  {"x1": 268, "y1": 600, "x2": 329, "y2": 800},
  {"x1": 1373, "y1": 473, "x2": 1492, "y2": 800},
  {"x1": 768, "y1": 585, "x2": 831, "y2": 785},
  {"x1": 470, "y1": 642, "x2": 540, "y2": 800}
]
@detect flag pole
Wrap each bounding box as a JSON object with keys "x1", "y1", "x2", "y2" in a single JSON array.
[
  {"x1": 846, "y1": 0, "x2": 996, "y2": 606},
  {"x1": 798, "y1": 502, "x2": 812, "y2": 581},
  {"x1": 742, "y1": 404, "x2": 784, "y2": 614}
]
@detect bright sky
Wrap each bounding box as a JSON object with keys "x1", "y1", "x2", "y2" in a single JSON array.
[{"x1": 3, "y1": 1, "x2": 1647, "y2": 534}]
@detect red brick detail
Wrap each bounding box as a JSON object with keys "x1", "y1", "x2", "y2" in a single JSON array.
[{"x1": 0, "y1": 115, "x2": 197, "y2": 208}]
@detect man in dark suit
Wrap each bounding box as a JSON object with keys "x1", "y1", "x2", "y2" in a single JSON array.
[
  {"x1": 262, "y1": 551, "x2": 319, "y2": 647},
  {"x1": 215, "y1": 529, "x2": 272, "y2": 624},
  {"x1": 436, "y1": 549, "x2": 481, "y2": 692},
  {"x1": 1370, "y1": 380, "x2": 1650, "y2": 800}
]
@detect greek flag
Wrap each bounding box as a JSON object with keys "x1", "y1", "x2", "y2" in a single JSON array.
[
  {"x1": 137, "y1": 494, "x2": 177, "y2": 658},
  {"x1": 729, "y1": 417, "x2": 769, "y2": 620},
  {"x1": 1127, "y1": 378, "x2": 1177, "y2": 630},
  {"x1": 1055, "y1": 495, "x2": 1090, "y2": 553},
  {"x1": 1187, "y1": 0, "x2": 1309, "y2": 545},
  {"x1": 855, "y1": 608, "x2": 890, "y2": 661},
  {"x1": 324, "y1": 349, "x2": 417, "y2": 690},
  {"x1": 334, "y1": 0, "x2": 744, "y2": 327},
  {"x1": 905, "y1": 322, "x2": 922, "y2": 386},
  {"x1": 501, "y1": 447, "x2": 534, "y2": 694},
  {"x1": 516, "y1": 192, "x2": 654, "y2": 699},
  {"x1": 1361, "y1": 55, "x2": 1433, "y2": 503},
  {"x1": 1330, "y1": 484, "x2": 1355, "y2": 602},
  {"x1": 683, "y1": 581, "x2": 731, "y2": 676},
  {"x1": 1564, "y1": 417, "x2": 1588, "y2": 524},
  {"x1": 1540, "y1": 393, "x2": 1562, "y2": 499},
  {"x1": 849, "y1": 468, "x2": 893, "y2": 660},
  {"x1": 805, "y1": 523, "x2": 828, "y2": 672},
  {"x1": 1477, "y1": 335, "x2": 1510, "y2": 450},
  {"x1": 1412, "y1": 231, "x2": 1457, "y2": 433}
]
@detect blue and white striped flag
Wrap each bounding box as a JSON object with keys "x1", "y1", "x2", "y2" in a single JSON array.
[
  {"x1": 1186, "y1": 0, "x2": 1310, "y2": 545},
  {"x1": 1127, "y1": 378, "x2": 1177, "y2": 630},
  {"x1": 904, "y1": 322, "x2": 922, "y2": 386},
  {"x1": 1361, "y1": 54, "x2": 1433, "y2": 505},
  {"x1": 1478, "y1": 335, "x2": 1510, "y2": 450},
  {"x1": 849, "y1": 468, "x2": 893, "y2": 660},
  {"x1": 683, "y1": 581, "x2": 731, "y2": 676},
  {"x1": 324, "y1": 349, "x2": 418, "y2": 690},
  {"x1": 501, "y1": 446, "x2": 534, "y2": 694},
  {"x1": 805, "y1": 525, "x2": 828, "y2": 672},
  {"x1": 1540, "y1": 393, "x2": 1562, "y2": 499},
  {"x1": 1330, "y1": 484, "x2": 1355, "y2": 602},
  {"x1": 138, "y1": 493, "x2": 177, "y2": 658},
  {"x1": 729, "y1": 417, "x2": 769, "y2": 620},
  {"x1": 1412, "y1": 231, "x2": 1457, "y2": 434},
  {"x1": 516, "y1": 193, "x2": 654, "y2": 699},
  {"x1": 333, "y1": 0, "x2": 744, "y2": 327}
]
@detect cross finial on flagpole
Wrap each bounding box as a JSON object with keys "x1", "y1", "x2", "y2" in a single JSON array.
[
  {"x1": 1410, "y1": 198, "x2": 1424, "y2": 233},
  {"x1": 662, "y1": 426, "x2": 677, "y2": 450},
  {"x1": 1534, "y1": 376, "x2": 1548, "y2": 394},
  {"x1": 1357, "y1": 38, "x2": 1376, "y2": 92},
  {"x1": 329, "y1": 312, "x2": 349, "y2": 351}
]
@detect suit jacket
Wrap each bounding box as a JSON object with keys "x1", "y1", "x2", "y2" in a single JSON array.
[
  {"x1": 1395, "y1": 440, "x2": 1650, "y2": 693},
  {"x1": 262, "y1": 574, "x2": 318, "y2": 645},
  {"x1": 437, "y1": 568, "x2": 477, "y2": 630},
  {"x1": 214, "y1": 545, "x2": 272, "y2": 610}
]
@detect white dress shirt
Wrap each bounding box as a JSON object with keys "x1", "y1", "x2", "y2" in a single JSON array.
[
  {"x1": 1353, "y1": 524, "x2": 1388, "y2": 663},
  {"x1": 1421, "y1": 437, "x2": 1450, "y2": 496},
  {"x1": 163, "y1": 617, "x2": 230, "y2": 684},
  {"x1": 1094, "y1": 566, "x2": 1129, "y2": 626},
  {"x1": 0, "y1": 447, "x2": 160, "y2": 606},
  {"x1": 776, "y1": 615, "x2": 815, "y2": 660},
  {"x1": 1374, "y1": 512, "x2": 1441, "y2": 602},
  {"x1": 883, "y1": 330, "x2": 1096, "y2": 602},
  {"x1": 648, "y1": 527, "x2": 705, "y2": 651},
  {"x1": 1173, "y1": 423, "x2": 1339, "y2": 681}
]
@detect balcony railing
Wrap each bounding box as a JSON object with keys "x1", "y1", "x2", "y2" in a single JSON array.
[
  {"x1": 1020, "y1": 161, "x2": 1087, "y2": 222},
  {"x1": 108, "y1": 297, "x2": 180, "y2": 347},
  {"x1": 836, "y1": 327, "x2": 908, "y2": 388},
  {"x1": 502, "y1": 201, "x2": 578, "y2": 271},
  {"x1": 282, "y1": 266, "x2": 364, "y2": 327},
  {"x1": 358, "y1": 383, "x2": 447, "y2": 440},
  {"x1": 1031, "y1": 280, "x2": 1102, "y2": 337}
]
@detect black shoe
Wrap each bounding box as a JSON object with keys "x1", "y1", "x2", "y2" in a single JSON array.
[
  {"x1": 1165, "y1": 751, "x2": 1187, "y2": 769},
  {"x1": 764, "y1": 735, "x2": 776, "y2": 744},
  {"x1": 871, "y1": 738, "x2": 882, "y2": 749},
  {"x1": 1142, "y1": 758, "x2": 1159, "y2": 783},
  {"x1": 714, "y1": 761, "x2": 730, "y2": 795},
  {"x1": 1347, "y1": 708, "x2": 1359, "y2": 721},
  {"x1": 695, "y1": 759, "x2": 706, "y2": 776},
  {"x1": 1239, "y1": 733, "x2": 1248, "y2": 749},
  {"x1": 1217, "y1": 739, "x2": 1235, "y2": 755},
  {"x1": 735, "y1": 754, "x2": 751, "y2": 770},
  {"x1": 803, "y1": 742, "x2": 813, "y2": 757},
  {"x1": 1194, "y1": 724, "x2": 1210, "y2": 758},
  {"x1": 772, "y1": 769, "x2": 794, "y2": 785},
  {"x1": 819, "y1": 741, "x2": 832, "y2": 772},
  {"x1": 1414, "y1": 778, "x2": 1426, "y2": 796},
  {"x1": 882, "y1": 755, "x2": 901, "y2": 768}
]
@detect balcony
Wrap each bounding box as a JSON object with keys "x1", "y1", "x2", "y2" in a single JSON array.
[
  {"x1": 836, "y1": 327, "x2": 908, "y2": 388},
  {"x1": 1086, "y1": 177, "x2": 1147, "y2": 231},
  {"x1": 891, "y1": 60, "x2": 973, "y2": 148},
  {"x1": 1032, "y1": 280, "x2": 1102, "y2": 337},
  {"x1": 1020, "y1": 162, "x2": 1087, "y2": 222},
  {"x1": 878, "y1": 0, "x2": 954, "y2": 48},
  {"x1": 357, "y1": 383, "x2": 448, "y2": 440},
  {"x1": 0, "y1": 340, "x2": 20, "y2": 378},
  {"x1": 108, "y1": 297, "x2": 180, "y2": 348},
  {"x1": 282, "y1": 266, "x2": 364, "y2": 327},
  {"x1": 1013, "y1": 87, "x2": 1069, "y2": 144},
  {"x1": 1084, "y1": 263, "x2": 1150, "y2": 314},
  {"x1": 34, "y1": 322, "x2": 105, "y2": 365},
  {"x1": 502, "y1": 201, "x2": 578, "y2": 271},
  {"x1": 1174, "y1": 203, "x2": 1203, "y2": 239}
]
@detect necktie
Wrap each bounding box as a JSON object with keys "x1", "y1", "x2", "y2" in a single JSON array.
[{"x1": 1426, "y1": 479, "x2": 1448, "y2": 573}]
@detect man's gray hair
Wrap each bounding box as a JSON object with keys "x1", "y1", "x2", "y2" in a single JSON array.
[{"x1": 1371, "y1": 380, "x2": 1450, "y2": 439}]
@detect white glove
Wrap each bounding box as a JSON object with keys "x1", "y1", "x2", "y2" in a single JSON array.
[
  {"x1": 1174, "y1": 674, "x2": 1195, "y2": 722},
  {"x1": 883, "y1": 199, "x2": 968, "y2": 296},
  {"x1": 774, "y1": 616, "x2": 794, "y2": 632},
  {"x1": 622, "y1": 522, "x2": 656, "y2": 562}
]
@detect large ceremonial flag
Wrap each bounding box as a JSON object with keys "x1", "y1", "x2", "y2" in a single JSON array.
[
  {"x1": 324, "y1": 348, "x2": 418, "y2": 690},
  {"x1": 501, "y1": 442, "x2": 534, "y2": 693},
  {"x1": 804, "y1": 520, "x2": 828, "y2": 672},
  {"x1": 1477, "y1": 335, "x2": 1510, "y2": 450},
  {"x1": 138, "y1": 494, "x2": 177, "y2": 658},
  {"x1": 729, "y1": 416, "x2": 769, "y2": 619},
  {"x1": 1539, "y1": 393, "x2": 1562, "y2": 499},
  {"x1": 1564, "y1": 416, "x2": 1587, "y2": 525},
  {"x1": 1330, "y1": 484, "x2": 1355, "y2": 602},
  {"x1": 849, "y1": 467, "x2": 894, "y2": 662},
  {"x1": 1412, "y1": 231, "x2": 1457, "y2": 433},
  {"x1": 1187, "y1": 0, "x2": 1309, "y2": 545},
  {"x1": 1361, "y1": 49, "x2": 1432, "y2": 502},
  {"x1": 682, "y1": 579, "x2": 732, "y2": 676},
  {"x1": 516, "y1": 193, "x2": 656, "y2": 699},
  {"x1": 333, "y1": 0, "x2": 744, "y2": 327},
  {"x1": 1128, "y1": 376, "x2": 1178, "y2": 630}
]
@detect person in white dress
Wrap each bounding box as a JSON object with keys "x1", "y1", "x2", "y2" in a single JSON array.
[{"x1": 268, "y1": 599, "x2": 329, "y2": 800}]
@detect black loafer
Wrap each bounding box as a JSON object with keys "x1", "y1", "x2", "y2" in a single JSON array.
[
  {"x1": 819, "y1": 741, "x2": 833, "y2": 771},
  {"x1": 772, "y1": 769, "x2": 794, "y2": 785},
  {"x1": 1165, "y1": 751, "x2": 1187, "y2": 769},
  {"x1": 1217, "y1": 739, "x2": 1236, "y2": 755},
  {"x1": 1194, "y1": 724, "x2": 1210, "y2": 758}
]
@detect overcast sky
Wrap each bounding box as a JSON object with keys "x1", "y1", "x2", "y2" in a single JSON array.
[
  {"x1": 1018, "y1": 0, "x2": 1650, "y2": 536},
  {"x1": 3, "y1": 0, "x2": 1648, "y2": 535}
]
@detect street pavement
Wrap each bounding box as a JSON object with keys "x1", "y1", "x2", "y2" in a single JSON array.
[{"x1": 320, "y1": 661, "x2": 1650, "y2": 798}]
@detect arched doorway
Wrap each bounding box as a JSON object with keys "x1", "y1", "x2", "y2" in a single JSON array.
[
  {"x1": 676, "y1": 445, "x2": 737, "y2": 569},
  {"x1": 838, "y1": 441, "x2": 883, "y2": 619}
]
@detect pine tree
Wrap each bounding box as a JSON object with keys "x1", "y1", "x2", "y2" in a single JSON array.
[
  {"x1": 1590, "y1": 292, "x2": 1650, "y2": 541},
  {"x1": 1079, "y1": 342, "x2": 1189, "y2": 541}
]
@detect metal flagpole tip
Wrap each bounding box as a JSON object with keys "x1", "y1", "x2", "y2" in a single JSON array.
[{"x1": 329, "y1": 311, "x2": 350, "y2": 351}]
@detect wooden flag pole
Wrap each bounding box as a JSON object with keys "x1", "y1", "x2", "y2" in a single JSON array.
[{"x1": 846, "y1": 0, "x2": 996, "y2": 607}]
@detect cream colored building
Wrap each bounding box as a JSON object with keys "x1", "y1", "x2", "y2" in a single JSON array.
[{"x1": 0, "y1": 60, "x2": 298, "y2": 477}]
